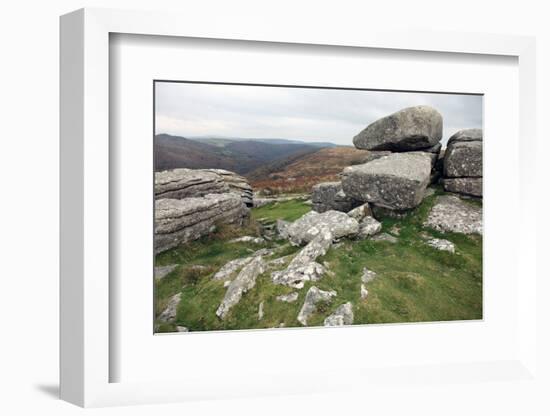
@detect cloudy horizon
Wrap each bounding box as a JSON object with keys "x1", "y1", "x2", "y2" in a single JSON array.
[{"x1": 155, "y1": 82, "x2": 483, "y2": 147}]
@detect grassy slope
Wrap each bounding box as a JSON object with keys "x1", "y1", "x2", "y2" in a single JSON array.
[{"x1": 155, "y1": 196, "x2": 482, "y2": 332}]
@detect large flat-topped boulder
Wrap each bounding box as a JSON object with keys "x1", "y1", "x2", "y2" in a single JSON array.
[
  {"x1": 155, "y1": 194, "x2": 248, "y2": 254},
  {"x1": 424, "y1": 195, "x2": 482, "y2": 235},
  {"x1": 285, "y1": 210, "x2": 359, "y2": 245},
  {"x1": 443, "y1": 140, "x2": 482, "y2": 178},
  {"x1": 155, "y1": 168, "x2": 253, "y2": 206},
  {"x1": 341, "y1": 152, "x2": 432, "y2": 210},
  {"x1": 311, "y1": 181, "x2": 358, "y2": 213},
  {"x1": 353, "y1": 105, "x2": 443, "y2": 151}
]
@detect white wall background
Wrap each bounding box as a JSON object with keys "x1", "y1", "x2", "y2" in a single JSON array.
[{"x1": 0, "y1": 1, "x2": 548, "y2": 415}]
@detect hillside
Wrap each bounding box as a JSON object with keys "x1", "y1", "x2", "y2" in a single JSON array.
[
  {"x1": 247, "y1": 146, "x2": 375, "y2": 194},
  {"x1": 155, "y1": 134, "x2": 323, "y2": 174},
  {"x1": 155, "y1": 195, "x2": 482, "y2": 332}
]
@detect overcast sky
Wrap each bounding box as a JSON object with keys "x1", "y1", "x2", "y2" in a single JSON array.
[{"x1": 155, "y1": 82, "x2": 482, "y2": 146}]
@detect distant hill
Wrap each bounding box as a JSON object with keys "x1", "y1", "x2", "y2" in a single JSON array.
[
  {"x1": 154, "y1": 134, "x2": 328, "y2": 174},
  {"x1": 247, "y1": 146, "x2": 374, "y2": 194},
  {"x1": 189, "y1": 136, "x2": 338, "y2": 148}
]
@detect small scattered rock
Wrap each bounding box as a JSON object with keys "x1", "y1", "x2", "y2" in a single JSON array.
[
  {"x1": 370, "y1": 233, "x2": 398, "y2": 243},
  {"x1": 230, "y1": 236, "x2": 265, "y2": 244},
  {"x1": 389, "y1": 225, "x2": 401, "y2": 236},
  {"x1": 158, "y1": 293, "x2": 182, "y2": 322},
  {"x1": 212, "y1": 256, "x2": 255, "y2": 281},
  {"x1": 361, "y1": 268, "x2": 378, "y2": 284},
  {"x1": 213, "y1": 248, "x2": 274, "y2": 283},
  {"x1": 272, "y1": 229, "x2": 333, "y2": 288},
  {"x1": 216, "y1": 256, "x2": 266, "y2": 319},
  {"x1": 176, "y1": 326, "x2": 189, "y2": 332},
  {"x1": 276, "y1": 292, "x2": 299, "y2": 303},
  {"x1": 154, "y1": 264, "x2": 178, "y2": 280},
  {"x1": 357, "y1": 216, "x2": 382, "y2": 239},
  {"x1": 324, "y1": 302, "x2": 354, "y2": 326},
  {"x1": 426, "y1": 238, "x2": 456, "y2": 253},
  {"x1": 347, "y1": 203, "x2": 373, "y2": 222},
  {"x1": 297, "y1": 286, "x2": 337, "y2": 326},
  {"x1": 258, "y1": 301, "x2": 265, "y2": 320},
  {"x1": 360, "y1": 284, "x2": 369, "y2": 300}
]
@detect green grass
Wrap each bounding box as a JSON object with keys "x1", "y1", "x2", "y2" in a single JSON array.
[
  {"x1": 251, "y1": 199, "x2": 311, "y2": 223},
  {"x1": 155, "y1": 194, "x2": 482, "y2": 332}
]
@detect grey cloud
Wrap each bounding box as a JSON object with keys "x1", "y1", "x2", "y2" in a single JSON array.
[{"x1": 155, "y1": 82, "x2": 482, "y2": 146}]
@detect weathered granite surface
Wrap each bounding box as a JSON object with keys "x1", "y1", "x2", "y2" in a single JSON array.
[
  {"x1": 155, "y1": 193, "x2": 248, "y2": 254},
  {"x1": 324, "y1": 302, "x2": 354, "y2": 326},
  {"x1": 341, "y1": 152, "x2": 432, "y2": 210},
  {"x1": 443, "y1": 177, "x2": 483, "y2": 197},
  {"x1": 353, "y1": 105, "x2": 443, "y2": 151},
  {"x1": 424, "y1": 195, "x2": 482, "y2": 235},
  {"x1": 311, "y1": 182, "x2": 359, "y2": 213},
  {"x1": 297, "y1": 286, "x2": 337, "y2": 326},
  {"x1": 285, "y1": 210, "x2": 359, "y2": 245}
]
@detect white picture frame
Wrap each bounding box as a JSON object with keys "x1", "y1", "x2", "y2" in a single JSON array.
[{"x1": 60, "y1": 7, "x2": 538, "y2": 408}]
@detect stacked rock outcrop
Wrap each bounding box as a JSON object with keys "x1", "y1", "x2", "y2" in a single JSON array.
[
  {"x1": 337, "y1": 105, "x2": 443, "y2": 215},
  {"x1": 441, "y1": 129, "x2": 483, "y2": 197},
  {"x1": 155, "y1": 168, "x2": 252, "y2": 254}
]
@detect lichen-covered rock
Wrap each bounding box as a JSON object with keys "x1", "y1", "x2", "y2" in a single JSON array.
[
  {"x1": 155, "y1": 168, "x2": 253, "y2": 206},
  {"x1": 155, "y1": 169, "x2": 228, "y2": 199},
  {"x1": 447, "y1": 128, "x2": 483, "y2": 146},
  {"x1": 370, "y1": 233, "x2": 398, "y2": 243},
  {"x1": 356, "y1": 216, "x2": 382, "y2": 239},
  {"x1": 212, "y1": 248, "x2": 274, "y2": 283},
  {"x1": 353, "y1": 105, "x2": 443, "y2": 151},
  {"x1": 361, "y1": 268, "x2": 378, "y2": 284},
  {"x1": 216, "y1": 255, "x2": 266, "y2": 319},
  {"x1": 272, "y1": 228, "x2": 333, "y2": 288},
  {"x1": 258, "y1": 301, "x2": 265, "y2": 320},
  {"x1": 341, "y1": 152, "x2": 432, "y2": 210},
  {"x1": 201, "y1": 169, "x2": 254, "y2": 207},
  {"x1": 158, "y1": 293, "x2": 181, "y2": 322},
  {"x1": 155, "y1": 194, "x2": 248, "y2": 254},
  {"x1": 276, "y1": 292, "x2": 299, "y2": 303},
  {"x1": 272, "y1": 262, "x2": 326, "y2": 289},
  {"x1": 426, "y1": 238, "x2": 456, "y2": 253},
  {"x1": 311, "y1": 182, "x2": 358, "y2": 213},
  {"x1": 297, "y1": 286, "x2": 337, "y2": 326},
  {"x1": 324, "y1": 302, "x2": 354, "y2": 326},
  {"x1": 230, "y1": 236, "x2": 265, "y2": 244},
  {"x1": 442, "y1": 177, "x2": 483, "y2": 197},
  {"x1": 360, "y1": 284, "x2": 369, "y2": 300},
  {"x1": 154, "y1": 264, "x2": 178, "y2": 280},
  {"x1": 424, "y1": 195, "x2": 482, "y2": 235},
  {"x1": 212, "y1": 256, "x2": 255, "y2": 282},
  {"x1": 276, "y1": 219, "x2": 291, "y2": 239},
  {"x1": 285, "y1": 211, "x2": 359, "y2": 246},
  {"x1": 346, "y1": 203, "x2": 372, "y2": 222},
  {"x1": 443, "y1": 140, "x2": 482, "y2": 178}
]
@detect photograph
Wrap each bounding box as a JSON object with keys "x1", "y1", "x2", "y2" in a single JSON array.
[{"x1": 153, "y1": 81, "x2": 483, "y2": 333}]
